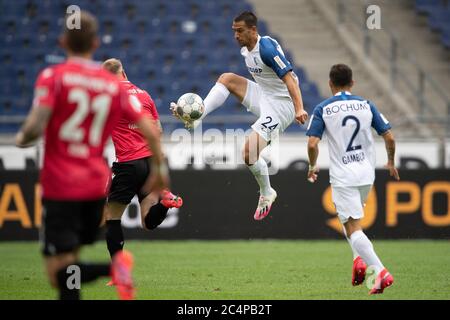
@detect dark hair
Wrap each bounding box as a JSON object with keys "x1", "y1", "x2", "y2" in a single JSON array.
[
  {"x1": 234, "y1": 11, "x2": 258, "y2": 28},
  {"x1": 63, "y1": 11, "x2": 98, "y2": 53},
  {"x1": 329, "y1": 64, "x2": 353, "y2": 87}
]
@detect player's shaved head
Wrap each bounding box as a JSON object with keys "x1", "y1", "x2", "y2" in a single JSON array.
[
  {"x1": 329, "y1": 64, "x2": 353, "y2": 88},
  {"x1": 102, "y1": 58, "x2": 124, "y2": 75},
  {"x1": 63, "y1": 10, "x2": 98, "y2": 54}
]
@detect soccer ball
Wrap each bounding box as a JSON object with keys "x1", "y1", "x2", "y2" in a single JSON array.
[{"x1": 176, "y1": 93, "x2": 205, "y2": 122}]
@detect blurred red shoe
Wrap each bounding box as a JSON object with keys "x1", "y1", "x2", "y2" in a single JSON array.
[
  {"x1": 369, "y1": 268, "x2": 394, "y2": 295},
  {"x1": 111, "y1": 250, "x2": 135, "y2": 300},
  {"x1": 160, "y1": 189, "x2": 183, "y2": 208},
  {"x1": 352, "y1": 256, "x2": 367, "y2": 286}
]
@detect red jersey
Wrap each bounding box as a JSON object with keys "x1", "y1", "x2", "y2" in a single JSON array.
[
  {"x1": 111, "y1": 81, "x2": 160, "y2": 162},
  {"x1": 33, "y1": 58, "x2": 144, "y2": 201}
]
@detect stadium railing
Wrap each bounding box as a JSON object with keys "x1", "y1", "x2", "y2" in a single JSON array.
[{"x1": 335, "y1": 0, "x2": 450, "y2": 138}]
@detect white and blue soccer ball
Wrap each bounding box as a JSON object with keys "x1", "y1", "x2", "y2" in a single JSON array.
[{"x1": 176, "y1": 93, "x2": 205, "y2": 122}]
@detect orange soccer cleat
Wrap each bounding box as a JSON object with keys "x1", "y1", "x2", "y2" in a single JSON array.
[
  {"x1": 369, "y1": 268, "x2": 394, "y2": 295},
  {"x1": 160, "y1": 189, "x2": 183, "y2": 208},
  {"x1": 352, "y1": 256, "x2": 367, "y2": 286},
  {"x1": 111, "y1": 250, "x2": 135, "y2": 300}
]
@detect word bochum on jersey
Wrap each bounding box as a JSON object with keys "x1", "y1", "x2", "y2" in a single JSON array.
[
  {"x1": 306, "y1": 91, "x2": 391, "y2": 187},
  {"x1": 241, "y1": 35, "x2": 297, "y2": 98}
]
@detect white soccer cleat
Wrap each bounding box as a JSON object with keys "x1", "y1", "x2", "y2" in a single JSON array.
[{"x1": 254, "y1": 188, "x2": 277, "y2": 221}]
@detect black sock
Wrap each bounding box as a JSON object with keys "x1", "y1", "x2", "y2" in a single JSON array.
[
  {"x1": 144, "y1": 202, "x2": 169, "y2": 230},
  {"x1": 56, "y1": 263, "x2": 111, "y2": 300},
  {"x1": 106, "y1": 220, "x2": 124, "y2": 259},
  {"x1": 78, "y1": 263, "x2": 111, "y2": 282},
  {"x1": 56, "y1": 266, "x2": 80, "y2": 300}
]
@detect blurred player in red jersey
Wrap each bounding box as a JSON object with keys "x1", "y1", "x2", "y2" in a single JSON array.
[
  {"x1": 101, "y1": 59, "x2": 183, "y2": 275},
  {"x1": 15, "y1": 11, "x2": 169, "y2": 300}
]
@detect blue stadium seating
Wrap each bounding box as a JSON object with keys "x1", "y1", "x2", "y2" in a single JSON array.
[
  {"x1": 415, "y1": 0, "x2": 450, "y2": 49},
  {"x1": 0, "y1": 0, "x2": 323, "y2": 133}
]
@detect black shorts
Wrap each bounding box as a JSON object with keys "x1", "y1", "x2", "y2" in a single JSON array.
[
  {"x1": 108, "y1": 157, "x2": 151, "y2": 205},
  {"x1": 41, "y1": 198, "x2": 105, "y2": 256}
]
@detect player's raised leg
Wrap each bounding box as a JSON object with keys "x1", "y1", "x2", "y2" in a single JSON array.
[
  {"x1": 140, "y1": 190, "x2": 183, "y2": 230},
  {"x1": 202, "y1": 73, "x2": 248, "y2": 117},
  {"x1": 171, "y1": 73, "x2": 249, "y2": 128},
  {"x1": 244, "y1": 130, "x2": 277, "y2": 220}
]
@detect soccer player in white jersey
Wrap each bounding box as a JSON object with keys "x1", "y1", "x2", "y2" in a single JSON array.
[
  {"x1": 306, "y1": 64, "x2": 399, "y2": 294},
  {"x1": 171, "y1": 11, "x2": 308, "y2": 220}
]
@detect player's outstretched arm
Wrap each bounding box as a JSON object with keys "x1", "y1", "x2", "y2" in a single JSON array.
[
  {"x1": 282, "y1": 71, "x2": 308, "y2": 125},
  {"x1": 307, "y1": 136, "x2": 320, "y2": 183},
  {"x1": 381, "y1": 130, "x2": 400, "y2": 180},
  {"x1": 137, "y1": 116, "x2": 170, "y2": 191},
  {"x1": 15, "y1": 106, "x2": 52, "y2": 148}
]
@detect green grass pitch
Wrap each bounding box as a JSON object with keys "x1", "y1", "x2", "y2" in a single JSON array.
[{"x1": 0, "y1": 240, "x2": 449, "y2": 300}]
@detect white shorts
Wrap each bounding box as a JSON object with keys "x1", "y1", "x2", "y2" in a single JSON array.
[
  {"x1": 331, "y1": 185, "x2": 372, "y2": 224},
  {"x1": 242, "y1": 80, "x2": 295, "y2": 142}
]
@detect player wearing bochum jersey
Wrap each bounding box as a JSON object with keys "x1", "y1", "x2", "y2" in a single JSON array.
[
  {"x1": 102, "y1": 59, "x2": 183, "y2": 284},
  {"x1": 171, "y1": 11, "x2": 308, "y2": 221},
  {"x1": 15, "y1": 12, "x2": 169, "y2": 300},
  {"x1": 306, "y1": 64, "x2": 399, "y2": 295}
]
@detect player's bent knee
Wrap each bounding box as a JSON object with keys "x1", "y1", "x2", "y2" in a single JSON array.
[{"x1": 217, "y1": 73, "x2": 237, "y2": 90}]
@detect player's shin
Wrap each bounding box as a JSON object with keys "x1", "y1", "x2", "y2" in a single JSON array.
[
  {"x1": 56, "y1": 263, "x2": 111, "y2": 300},
  {"x1": 247, "y1": 157, "x2": 272, "y2": 196},
  {"x1": 105, "y1": 220, "x2": 124, "y2": 258},
  {"x1": 342, "y1": 226, "x2": 359, "y2": 259},
  {"x1": 350, "y1": 230, "x2": 384, "y2": 274},
  {"x1": 56, "y1": 266, "x2": 80, "y2": 300},
  {"x1": 144, "y1": 202, "x2": 169, "y2": 230},
  {"x1": 202, "y1": 82, "x2": 230, "y2": 118}
]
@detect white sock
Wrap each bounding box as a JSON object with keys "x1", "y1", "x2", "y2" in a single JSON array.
[
  {"x1": 350, "y1": 230, "x2": 384, "y2": 274},
  {"x1": 247, "y1": 158, "x2": 272, "y2": 196},
  {"x1": 342, "y1": 226, "x2": 359, "y2": 260},
  {"x1": 202, "y1": 82, "x2": 230, "y2": 118}
]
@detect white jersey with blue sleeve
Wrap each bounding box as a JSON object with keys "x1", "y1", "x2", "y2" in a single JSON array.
[
  {"x1": 306, "y1": 91, "x2": 391, "y2": 187},
  {"x1": 241, "y1": 35, "x2": 296, "y2": 99}
]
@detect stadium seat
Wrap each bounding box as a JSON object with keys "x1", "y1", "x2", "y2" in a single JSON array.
[
  {"x1": 415, "y1": 0, "x2": 442, "y2": 15},
  {"x1": 0, "y1": 0, "x2": 324, "y2": 133},
  {"x1": 428, "y1": 8, "x2": 450, "y2": 32}
]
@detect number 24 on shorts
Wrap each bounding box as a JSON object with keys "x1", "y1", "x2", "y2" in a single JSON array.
[{"x1": 261, "y1": 116, "x2": 279, "y2": 132}]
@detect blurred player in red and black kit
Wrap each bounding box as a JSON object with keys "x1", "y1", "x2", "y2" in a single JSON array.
[
  {"x1": 15, "y1": 11, "x2": 169, "y2": 300},
  {"x1": 101, "y1": 59, "x2": 182, "y2": 273}
]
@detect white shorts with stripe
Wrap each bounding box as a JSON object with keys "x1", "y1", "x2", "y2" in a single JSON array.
[{"x1": 242, "y1": 80, "x2": 295, "y2": 142}]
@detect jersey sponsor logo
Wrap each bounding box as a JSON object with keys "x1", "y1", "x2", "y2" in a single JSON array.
[
  {"x1": 342, "y1": 151, "x2": 366, "y2": 164},
  {"x1": 128, "y1": 123, "x2": 138, "y2": 130},
  {"x1": 62, "y1": 73, "x2": 118, "y2": 94},
  {"x1": 127, "y1": 88, "x2": 145, "y2": 94},
  {"x1": 324, "y1": 102, "x2": 369, "y2": 115},
  {"x1": 248, "y1": 66, "x2": 263, "y2": 74},
  {"x1": 274, "y1": 55, "x2": 286, "y2": 69}
]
